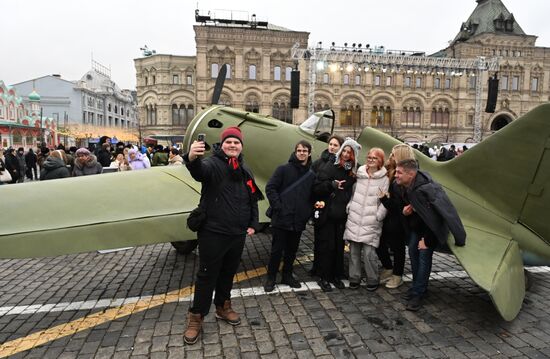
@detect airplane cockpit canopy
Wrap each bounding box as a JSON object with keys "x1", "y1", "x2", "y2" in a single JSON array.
[{"x1": 299, "y1": 109, "x2": 335, "y2": 142}]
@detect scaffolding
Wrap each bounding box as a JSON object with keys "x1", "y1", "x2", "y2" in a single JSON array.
[{"x1": 291, "y1": 44, "x2": 499, "y2": 142}]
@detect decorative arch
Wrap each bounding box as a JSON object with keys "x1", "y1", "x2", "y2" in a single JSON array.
[
  {"x1": 401, "y1": 97, "x2": 423, "y2": 128},
  {"x1": 314, "y1": 95, "x2": 332, "y2": 112},
  {"x1": 340, "y1": 95, "x2": 363, "y2": 127},
  {"x1": 272, "y1": 94, "x2": 292, "y2": 123},
  {"x1": 370, "y1": 95, "x2": 395, "y2": 128},
  {"x1": 489, "y1": 111, "x2": 515, "y2": 132},
  {"x1": 430, "y1": 99, "x2": 452, "y2": 128},
  {"x1": 244, "y1": 93, "x2": 260, "y2": 113},
  {"x1": 219, "y1": 92, "x2": 233, "y2": 106}
]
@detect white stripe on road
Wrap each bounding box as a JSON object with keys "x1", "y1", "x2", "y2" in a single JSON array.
[{"x1": 1, "y1": 267, "x2": 548, "y2": 317}]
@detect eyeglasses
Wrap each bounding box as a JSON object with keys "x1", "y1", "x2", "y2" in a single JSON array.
[{"x1": 367, "y1": 156, "x2": 379, "y2": 161}]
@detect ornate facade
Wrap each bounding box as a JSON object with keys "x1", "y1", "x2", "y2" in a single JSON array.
[{"x1": 135, "y1": 0, "x2": 550, "y2": 143}]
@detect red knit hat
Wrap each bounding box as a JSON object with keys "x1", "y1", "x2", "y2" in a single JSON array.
[{"x1": 220, "y1": 126, "x2": 243, "y2": 144}]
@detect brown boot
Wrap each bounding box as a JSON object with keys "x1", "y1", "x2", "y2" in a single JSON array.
[
  {"x1": 215, "y1": 300, "x2": 241, "y2": 325},
  {"x1": 183, "y1": 312, "x2": 203, "y2": 345}
]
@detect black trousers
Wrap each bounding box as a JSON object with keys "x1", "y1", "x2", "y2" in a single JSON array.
[
  {"x1": 316, "y1": 219, "x2": 345, "y2": 281},
  {"x1": 376, "y1": 233, "x2": 406, "y2": 276},
  {"x1": 267, "y1": 227, "x2": 302, "y2": 279},
  {"x1": 190, "y1": 229, "x2": 245, "y2": 316}
]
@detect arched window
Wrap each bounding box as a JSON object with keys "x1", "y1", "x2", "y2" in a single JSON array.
[
  {"x1": 274, "y1": 66, "x2": 281, "y2": 81},
  {"x1": 211, "y1": 63, "x2": 219, "y2": 78},
  {"x1": 146, "y1": 105, "x2": 157, "y2": 125},
  {"x1": 402, "y1": 106, "x2": 422, "y2": 128},
  {"x1": 371, "y1": 106, "x2": 392, "y2": 128},
  {"x1": 431, "y1": 102, "x2": 450, "y2": 128},
  {"x1": 245, "y1": 95, "x2": 260, "y2": 113},
  {"x1": 355, "y1": 75, "x2": 361, "y2": 85},
  {"x1": 9, "y1": 103, "x2": 15, "y2": 120},
  {"x1": 248, "y1": 65, "x2": 256, "y2": 80},
  {"x1": 434, "y1": 78, "x2": 441, "y2": 89},
  {"x1": 340, "y1": 98, "x2": 362, "y2": 127},
  {"x1": 272, "y1": 96, "x2": 292, "y2": 123},
  {"x1": 343, "y1": 74, "x2": 349, "y2": 85}
]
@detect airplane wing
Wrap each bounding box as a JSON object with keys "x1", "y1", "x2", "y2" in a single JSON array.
[
  {"x1": 449, "y1": 225, "x2": 524, "y2": 321},
  {"x1": 0, "y1": 166, "x2": 201, "y2": 258}
]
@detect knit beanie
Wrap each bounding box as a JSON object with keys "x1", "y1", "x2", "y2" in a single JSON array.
[{"x1": 220, "y1": 126, "x2": 243, "y2": 144}]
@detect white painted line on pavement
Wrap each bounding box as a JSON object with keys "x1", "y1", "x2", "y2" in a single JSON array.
[{"x1": 0, "y1": 267, "x2": 547, "y2": 317}]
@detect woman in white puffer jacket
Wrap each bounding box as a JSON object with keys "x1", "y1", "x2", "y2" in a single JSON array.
[{"x1": 344, "y1": 147, "x2": 389, "y2": 290}]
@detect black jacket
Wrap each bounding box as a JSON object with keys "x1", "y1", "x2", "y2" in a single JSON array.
[
  {"x1": 40, "y1": 157, "x2": 71, "y2": 180},
  {"x1": 97, "y1": 149, "x2": 112, "y2": 167},
  {"x1": 311, "y1": 149, "x2": 336, "y2": 174},
  {"x1": 380, "y1": 180, "x2": 407, "y2": 243},
  {"x1": 313, "y1": 160, "x2": 356, "y2": 222},
  {"x1": 25, "y1": 151, "x2": 37, "y2": 168},
  {"x1": 266, "y1": 153, "x2": 315, "y2": 232},
  {"x1": 185, "y1": 150, "x2": 260, "y2": 236},
  {"x1": 4, "y1": 152, "x2": 19, "y2": 178},
  {"x1": 404, "y1": 170, "x2": 466, "y2": 247}
]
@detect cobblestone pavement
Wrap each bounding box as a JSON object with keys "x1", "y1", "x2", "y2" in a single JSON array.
[{"x1": 1, "y1": 227, "x2": 550, "y2": 358}]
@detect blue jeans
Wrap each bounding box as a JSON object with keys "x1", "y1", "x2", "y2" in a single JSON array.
[{"x1": 408, "y1": 232, "x2": 434, "y2": 297}]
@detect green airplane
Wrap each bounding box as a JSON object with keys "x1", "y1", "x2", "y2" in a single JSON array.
[{"x1": 1, "y1": 99, "x2": 549, "y2": 322}]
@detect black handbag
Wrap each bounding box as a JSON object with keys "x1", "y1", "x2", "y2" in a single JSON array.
[{"x1": 186, "y1": 178, "x2": 227, "y2": 232}]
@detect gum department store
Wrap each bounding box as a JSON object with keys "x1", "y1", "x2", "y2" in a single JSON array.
[{"x1": 134, "y1": 0, "x2": 550, "y2": 143}]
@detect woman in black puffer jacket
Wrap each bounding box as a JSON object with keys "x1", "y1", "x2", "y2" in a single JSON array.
[
  {"x1": 312, "y1": 138, "x2": 360, "y2": 292},
  {"x1": 40, "y1": 150, "x2": 71, "y2": 180}
]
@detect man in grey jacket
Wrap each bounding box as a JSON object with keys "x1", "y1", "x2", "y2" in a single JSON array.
[{"x1": 395, "y1": 159, "x2": 466, "y2": 311}]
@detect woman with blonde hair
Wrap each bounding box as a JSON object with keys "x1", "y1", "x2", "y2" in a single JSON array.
[
  {"x1": 344, "y1": 147, "x2": 389, "y2": 290},
  {"x1": 377, "y1": 144, "x2": 416, "y2": 289}
]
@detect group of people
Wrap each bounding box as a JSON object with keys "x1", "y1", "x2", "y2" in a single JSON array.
[
  {"x1": 180, "y1": 127, "x2": 466, "y2": 345},
  {"x1": 413, "y1": 143, "x2": 469, "y2": 161},
  {"x1": 0, "y1": 140, "x2": 185, "y2": 185}
]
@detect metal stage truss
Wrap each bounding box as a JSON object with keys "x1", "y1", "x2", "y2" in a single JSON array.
[{"x1": 291, "y1": 44, "x2": 499, "y2": 142}]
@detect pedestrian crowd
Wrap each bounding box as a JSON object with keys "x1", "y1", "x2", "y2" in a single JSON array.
[
  {"x1": 181, "y1": 129, "x2": 466, "y2": 345},
  {"x1": 0, "y1": 137, "x2": 185, "y2": 185}
]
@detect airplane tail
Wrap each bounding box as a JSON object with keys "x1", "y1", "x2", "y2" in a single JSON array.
[{"x1": 445, "y1": 103, "x2": 550, "y2": 246}]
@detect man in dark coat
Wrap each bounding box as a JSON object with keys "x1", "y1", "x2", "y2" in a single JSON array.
[
  {"x1": 264, "y1": 140, "x2": 315, "y2": 292},
  {"x1": 4, "y1": 148, "x2": 20, "y2": 184},
  {"x1": 25, "y1": 148, "x2": 38, "y2": 180},
  {"x1": 15, "y1": 148, "x2": 26, "y2": 183},
  {"x1": 395, "y1": 159, "x2": 466, "y2": 311},
  {"x1": 182, "y1": 126, "x2": 263, "y2": 345}
]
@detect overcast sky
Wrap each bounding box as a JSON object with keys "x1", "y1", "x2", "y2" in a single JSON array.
[{"x1": 2, "y1": 0, "x2": 548, "y2": 90}]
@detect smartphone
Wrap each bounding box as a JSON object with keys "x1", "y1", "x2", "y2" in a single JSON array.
[{"x1": 197, "y1": 133, "x2": 206, "y2": 142}]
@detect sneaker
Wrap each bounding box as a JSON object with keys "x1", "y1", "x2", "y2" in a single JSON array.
[
  {"x1": 379, "y1": 269, "x2": 393, "y2": 283},
  {"x1": 281, "y1": 275, "x2": 301, "y2": 289},
  {"x1": 317, "y1": 279, "x2": 333, "y2": 292},
  {"x1": 263, "y1": 278, "x2": 276, "y2": 292},
  {"x1": 366, "y1": 283, "x2": 379, "y2": 292},
  {"x1": 349, "y1": 282, "x2": 360, "y2": 290},
  {"x1": 385, "y1": 275, "x2": 403, "y2": 289},
  {"x1": 331, "y1": 279, "x2": 345, "y2": 290},
  {"x1": 406, "y1": 296, "x2": 423, "y2": 311}
]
